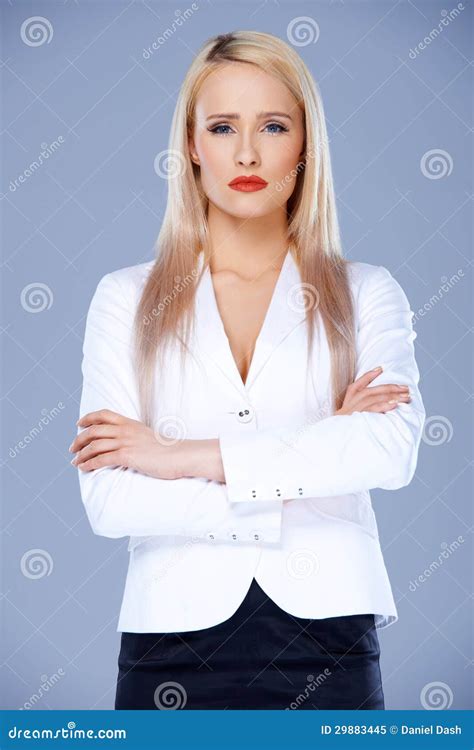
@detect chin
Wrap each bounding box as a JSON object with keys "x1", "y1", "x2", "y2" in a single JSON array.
[
  {"x1": 212, "y1": 197, "x2": 283, "y2": 221},
  {"x1": 231, "y1": 206, "x2": 272, "y2": 220}
]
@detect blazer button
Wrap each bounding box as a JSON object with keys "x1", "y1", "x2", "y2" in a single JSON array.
[{"x1": 236, "y1": 407, "x2": 253, "y2": 424}]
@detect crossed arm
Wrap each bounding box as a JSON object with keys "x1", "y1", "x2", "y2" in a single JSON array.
[
  {"x1": 69, "y1": 366, "x2": 411, "y2": 481},
  {"x1": 70, "y1": 411, "x2": 226, "y2": 482},
  {"x1": 71, "y1": 266, "x2": 425, "y2": 540}
]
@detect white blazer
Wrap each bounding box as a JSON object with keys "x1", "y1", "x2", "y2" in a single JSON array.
[{"x1": 76, "y1": 250, "x2": 426, "y2": 633}]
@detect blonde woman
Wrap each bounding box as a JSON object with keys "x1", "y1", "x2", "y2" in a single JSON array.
[{"x1": 70, "y1": 31, "x2": 425, "y2": 710}]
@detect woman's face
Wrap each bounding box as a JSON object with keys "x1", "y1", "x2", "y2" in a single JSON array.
[{"x1": 189, "y1": 62, "x2": 305, "y2": 219}]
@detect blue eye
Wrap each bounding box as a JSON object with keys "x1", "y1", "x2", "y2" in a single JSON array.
[
  {"x1": 208, "y1": 122, "x2": 289, "y2": 136},
  {"x1": 265, "y1": 122, "x2": 289, "y2": 134},
  {"x1": 209, "y1": 124, "x2": 233, "y2": 135}
]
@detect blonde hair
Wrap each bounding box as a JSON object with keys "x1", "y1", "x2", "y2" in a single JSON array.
[{"x1": 134, "y1": 30, "x2": 356, "y2": 428}]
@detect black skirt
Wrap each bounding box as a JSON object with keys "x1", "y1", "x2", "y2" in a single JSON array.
[{"x1": 114, "y1": 577, "x2": 384, "y2": 710}]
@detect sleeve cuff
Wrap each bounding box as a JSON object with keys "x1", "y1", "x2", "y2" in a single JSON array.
[{"x1": 218, "y1": 429, "x2": 294, "y2": 503}]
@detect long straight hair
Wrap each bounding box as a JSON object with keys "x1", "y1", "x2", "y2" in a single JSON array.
[{"x1": 133, "y1": 31, "x2": 356, "y2": 428}]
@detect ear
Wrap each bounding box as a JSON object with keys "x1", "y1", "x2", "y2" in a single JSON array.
[
  {"x1": 188, "y1": 135, "x2": 200, "y2": 165},
  {"x1": 299, "y1": 133, "x2": 307, "y2": 160}
]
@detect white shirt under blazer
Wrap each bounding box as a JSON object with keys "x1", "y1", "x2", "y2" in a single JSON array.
[{"x1": 76, "y1": 249, "x2": 426, "y2": 633}]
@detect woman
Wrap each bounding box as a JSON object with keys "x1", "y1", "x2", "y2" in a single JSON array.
[{"x1": 69, "y1": 31, "x2": 425, "y2": 710}]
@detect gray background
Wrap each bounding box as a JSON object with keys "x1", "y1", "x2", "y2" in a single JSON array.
[{"x1": 1, "y1": 0, "x2": 472, "y2": 711}]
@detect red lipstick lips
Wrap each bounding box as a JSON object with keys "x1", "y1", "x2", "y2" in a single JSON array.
[{"x1": 228, "y1": 175, "x2": 268, "y2": 192}]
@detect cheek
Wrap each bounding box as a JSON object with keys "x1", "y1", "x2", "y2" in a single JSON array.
[
  {"x1": 197, "y1": 139, "x2": 235, "y2": 201},
  {"x1": 266, "y1": 144, "x2": 304, "y2": 199},
  {"x1": 197, "y1": 137, "x2": 227, "y2": 179},
  {"x1": 268, "y1": 140, "x2": 303, "y2": 174}
]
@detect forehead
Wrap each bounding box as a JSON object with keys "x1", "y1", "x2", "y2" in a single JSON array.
[{"x1": 194, "y1": 62, "x2": 298, "y2": 117}]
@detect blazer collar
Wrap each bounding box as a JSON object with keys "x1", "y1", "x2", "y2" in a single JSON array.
[{"x1": 193, "y1": 248, "x2": 307, "y2": 397}]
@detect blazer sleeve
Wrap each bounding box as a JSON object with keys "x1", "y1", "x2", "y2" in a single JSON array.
[
  {"x1": 75, "y1": 271, "x2": 282, "y2": 542},
  {"x1": 218, "y1": 264, "x2": 426, "y2": 503}
]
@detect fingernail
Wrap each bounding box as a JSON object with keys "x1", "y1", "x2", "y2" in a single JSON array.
[
  {"x1": 70, "y1": 458, "x2": 77, "y2": 465},
  {"x1": 372, "y1": 366, "x2": 383, "y2": 372},
  {"x1": 388, "y1": 399, "x2": 399, "y2": 404}
]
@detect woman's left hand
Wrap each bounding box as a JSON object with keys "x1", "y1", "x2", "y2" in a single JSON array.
[{"x1": 69, "y1": 409, "x2": 182, "y2": 479}]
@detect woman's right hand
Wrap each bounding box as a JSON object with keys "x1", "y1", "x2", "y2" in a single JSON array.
[{"x1": 335, "y1": 367, "x2": 411, "y2": 416}]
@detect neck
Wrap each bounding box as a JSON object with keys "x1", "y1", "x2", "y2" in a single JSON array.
[{"x1": 206, "y1": 203, "x2": 289, "y2": 276}]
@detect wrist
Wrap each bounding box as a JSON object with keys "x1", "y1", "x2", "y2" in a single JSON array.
[{"x1": 176, "y1": 438, "x2": 225, "y2": 482}]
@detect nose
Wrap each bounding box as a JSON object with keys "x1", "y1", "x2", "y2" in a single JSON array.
[
  {"x1": 235, "y1": 133, "x2": 260, "y2": 168},
  {"x1": 236, "y1": 153, "x2": 259, "y2": 167}
]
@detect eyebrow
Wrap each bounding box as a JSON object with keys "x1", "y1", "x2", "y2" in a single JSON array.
[{"x1": 205, "y1": 111, "x2": 293, "y2": 122}]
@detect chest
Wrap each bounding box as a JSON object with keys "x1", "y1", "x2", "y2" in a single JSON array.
[
  {"x1": 151, "y1": 270, "x2": 333, "y2": 437},
  {"x1": 211, "y1": 271, "x2": 279, "y2": 386}
]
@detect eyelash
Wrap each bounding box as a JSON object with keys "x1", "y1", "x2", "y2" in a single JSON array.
[{"x1": 208, "y1": 122, "x2": 289, "y2": 136}]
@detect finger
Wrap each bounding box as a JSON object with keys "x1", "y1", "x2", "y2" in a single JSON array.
[
  {"x1": 347, "y1": 383, "x2": 410, "y2": 409},
  {"x1": 351, "y1": 367, "x2": 384, "y2": 392},
  {"x1": 72, "y1": 438, "x2": 121, "y2": 465},
  {"x1": 357, "y1": 394, "x2": 411, "y2": 412},
  {"x1": 365, "y1": 383, "x2": 409, "y2": 395},
  {"x1": 70, "y1": 424, "x2": 120, "y2": 454},
  {"x1": 76, "y1": 450, "x2": 124, "y2": 472},
  {"x1": 362, "y1": 401, "x2": 400, "y2": 414},
  {"x1": 77, "y1": 409, "x2": 128, "y2": 428}
]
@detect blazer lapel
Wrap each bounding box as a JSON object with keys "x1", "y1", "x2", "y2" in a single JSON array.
[{"x1": 193, "y1": 249, "x2": 307, "y2": 395}]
